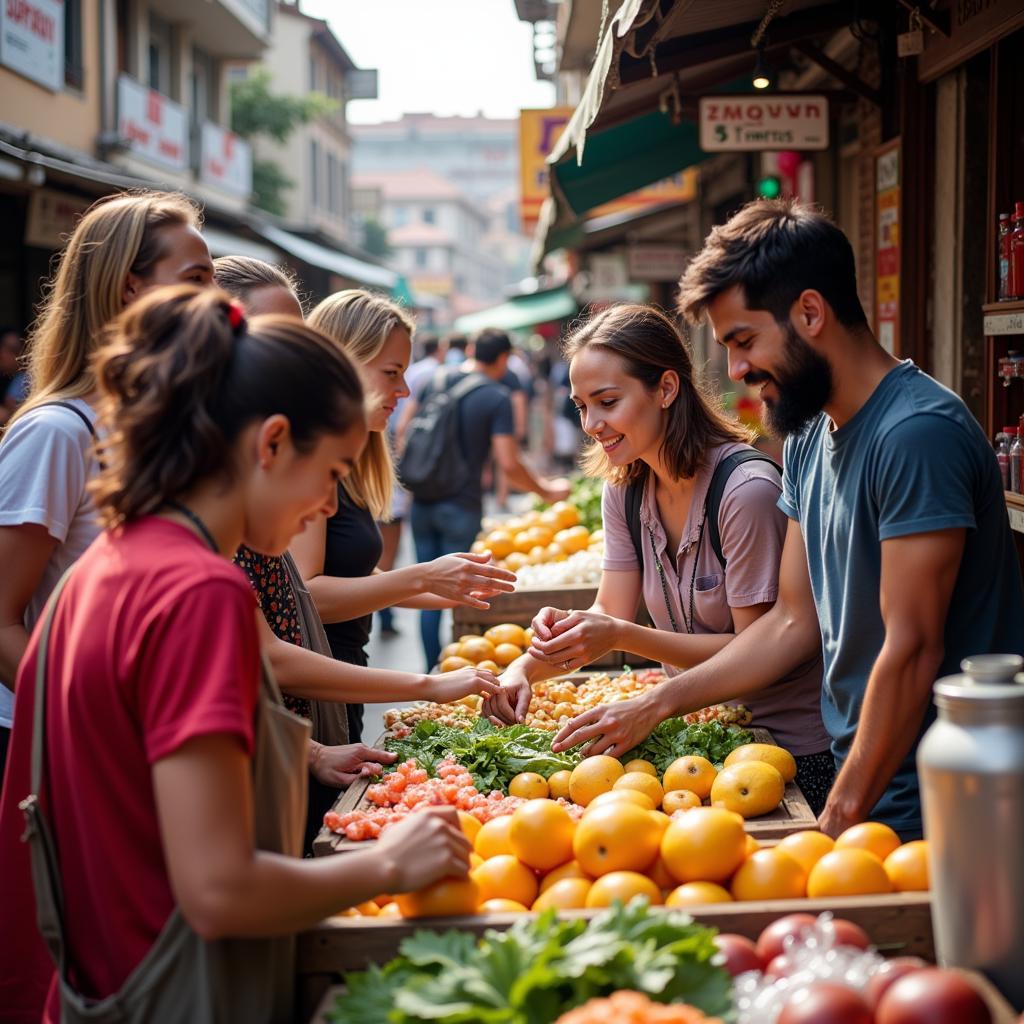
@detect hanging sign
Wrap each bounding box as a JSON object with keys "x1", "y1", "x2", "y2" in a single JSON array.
[
  {"x1": 200, "y1": 121, "x2": 252, "y2": 197},
  {"x1": 0, "y1": 0, "x2": 64, "y2": 91},
  {"x1": 699, "y1": 95, "x2": 829, "y2": 151},
  {"x1": 25, "y1": 188, "x2": 91, "y2": 249},
  {"x1": 117, "y1": 74, "x2": 189, "y2": 171},
  {"x1": 875, "y1": 141, "x2": 901, "y2": 355}
]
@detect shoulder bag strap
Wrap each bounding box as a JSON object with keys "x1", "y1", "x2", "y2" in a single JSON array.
[
  {"x1": 448, "y1": 371, "x2": 489, "y2": 402},
  {"x1": 625, "y1": 477, "x2": 645, "y2": 569},
  {"x1": 705, "y1": 449, "x2": 782, "y2": 568},
  {"x1": 33, "y1": 400, "x2": 97, "y2": 438},
  {"x1": 20, "y1": 569, "x2": 76, "y2": 964}
]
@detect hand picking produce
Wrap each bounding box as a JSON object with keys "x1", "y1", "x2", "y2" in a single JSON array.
[{"x1": 326, "y1": 898, "x2": 732, "y2": 1024}]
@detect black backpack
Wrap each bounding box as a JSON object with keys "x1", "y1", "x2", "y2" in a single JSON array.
[
  {"x1": 625, "y1": 449, "x2": 781, "y2": 569},
  {"x1": 398, "y1": 368, "x2": 489, "y2": 502}
]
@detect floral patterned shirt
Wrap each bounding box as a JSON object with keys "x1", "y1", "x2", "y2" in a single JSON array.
[{"x1": 233, "y1": 545, "x2": 311, "y2": 719}]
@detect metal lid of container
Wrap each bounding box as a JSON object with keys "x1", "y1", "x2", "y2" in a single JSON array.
[{"x1": 934, "y1": 655, "x2": 1024, "y2": 714}]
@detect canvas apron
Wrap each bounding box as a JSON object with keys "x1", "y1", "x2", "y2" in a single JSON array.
[{"x1": 19, "y1": 571, "x2": 310, "y2": 1024}]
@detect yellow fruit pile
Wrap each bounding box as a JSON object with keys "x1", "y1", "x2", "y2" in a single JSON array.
[
  {"x1": 472, "y1": 502, "x2": 603, "y2": 573},
  {"x1": 438, "y1": 622, "x2": 532, "y2": 675},
  {"x1": 354, "y1": 807, "x2": 929, "y2": 921}
]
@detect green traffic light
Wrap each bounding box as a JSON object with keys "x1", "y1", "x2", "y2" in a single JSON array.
[{"x1": 757, "y1": 175, "x2": 782, "y2": 199}]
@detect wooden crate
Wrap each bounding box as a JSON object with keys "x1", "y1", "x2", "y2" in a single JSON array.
[{"x1": 313, "y1": 716, "x2": 815, "y2": 855}]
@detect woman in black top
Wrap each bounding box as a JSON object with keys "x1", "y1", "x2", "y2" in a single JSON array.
[{"x1": 294, "y1": 291, "x2": 516, "y2": 740}]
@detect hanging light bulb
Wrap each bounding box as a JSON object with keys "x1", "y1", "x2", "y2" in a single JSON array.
[{"x1": 752, "y1": 46, "x2": 772, "y2": 90}]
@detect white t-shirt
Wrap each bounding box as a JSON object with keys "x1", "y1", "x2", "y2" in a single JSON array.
[{"x1": 0, "y1": 399, "x2": 100, "y2": 728}]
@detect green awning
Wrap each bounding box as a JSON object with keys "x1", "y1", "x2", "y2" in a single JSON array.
[
  {"x1": 551, "y1": 109, "x2": 703, "y2": 218},
  {"x1": 453, "y1": 287, "x2": 577, "y2": 334}
]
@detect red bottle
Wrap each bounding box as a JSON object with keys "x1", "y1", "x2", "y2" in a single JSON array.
[{"x1": 1010, "y1": 201, "x2": 1024, "y2": 301}]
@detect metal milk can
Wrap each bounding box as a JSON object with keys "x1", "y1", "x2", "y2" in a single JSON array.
[{"x1": 917, "y1": 654, "x2": 1024, "y2": 1010}]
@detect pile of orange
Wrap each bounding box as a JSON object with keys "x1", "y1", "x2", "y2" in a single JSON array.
[
  {"x1": 471, "y1": 502, "x2": 603, "y2": 573},
  {"x1": 438, "y1": 622, "x2": 531, "y2": 675},
  {"x1": 353, "y1": 809, "x2": 929, "y2": 920}
]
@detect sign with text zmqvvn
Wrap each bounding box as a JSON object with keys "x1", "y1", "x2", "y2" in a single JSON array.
[{"x1": 699, "y1": 95, "x2": 829, "y2": 152}]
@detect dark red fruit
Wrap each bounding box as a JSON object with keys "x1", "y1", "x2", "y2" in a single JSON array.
[
  {"x1": 876, "y1": 968, "x2": 993, "y2": 1024},
  {"x1": 830, "y1": 918, "x2": 871, "y2": 950},
  {"x1": 756, "y1": 913, "x2": 818, "y2": 963},
  {"x1": 766, "y1": 953, "x2": 793, "y2": 978},
  {"x1": 778, "y1": 982, "x2": 874, "y2": 1024},
  {"x1": 865, "y1": 957, "x2": 928, "y2": 1009},
  {"x1": 712, "y1": 933, "x2": 764, "y2": 976}
]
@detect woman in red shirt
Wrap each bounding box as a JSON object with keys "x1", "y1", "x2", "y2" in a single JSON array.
[{"x1": 0, "y1": 286, "x2": 476, "y2": 1023}]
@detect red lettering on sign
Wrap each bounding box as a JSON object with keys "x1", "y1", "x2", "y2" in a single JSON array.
[
  {"x1": 722, "y1": 104, "x2": 743, "y2": 121},
  {"x1": 6, "y1": 0, "x2": 55, "y2": 41},
  {"x1": 224, "y1": 134, "x2": 234, "y2": 159},
  {"x1": 147, "y1": 91, "x2": 162, "y2": 126}
]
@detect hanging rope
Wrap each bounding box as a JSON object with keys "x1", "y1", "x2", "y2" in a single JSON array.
[{"x1": 750, "y1": 0, "x2": 787, "y2": 48}]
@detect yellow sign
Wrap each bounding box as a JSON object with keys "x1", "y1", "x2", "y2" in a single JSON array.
[{"x1": 519, "y1": 108, "x2": 699, "y2": 234}]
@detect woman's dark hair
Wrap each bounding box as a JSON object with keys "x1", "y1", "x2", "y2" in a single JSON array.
[
  {"x1": 212, "y1": 255, "x2": 303, "y2": 311},
  {"x1": 678, "y1": 198, "x2": 869, "y2": 329},
  {"x1": 90, "y1": 285, "x2": 364, "y2": 527},
  {"x1": 564, "y1": 304, "x2": 752, "y2": 485}
]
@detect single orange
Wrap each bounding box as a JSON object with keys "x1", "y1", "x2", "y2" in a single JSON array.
[
  {"x1": 587, "y1": 788, "x2": 655, "y2": 812},
  {"x1": 665, "y1": 881, "x2": 734, "y2": 907},
  {"x1": 395, "y1": 876, "x2": 480, "y2": 918},
  {"x1": 471, "y1": 854, "x2": 539, "y2": 907},
  {"x1": 509, "y1": 799, "x2": 575, "y2": 871},
  {"x1": 439, "y1": 655, "x2": 473, "y2": 672},
  {"x1": 494, "y1": 643, "x2": 524, "y2": 667},
  {"x1": 457, "y1": 810, "x2": 481, "y2": 844},
  {"x1": 569, "y1": 755, "x2": 625, "y2": 806},
  {"x1": 663, "y1": 790, "x2": 702, "y2": 814},
  {"x1": 508, "y1": 772, "x2": 549, "y2": 799},
  {"x1": 883, "y1": 840, "x2": 930, "y2": 892},
  {"x1": 834, "y1": 822, "x2": 901, "y2": 862},
  {"x1": 532, "y1": 877, "x2": 592, "y2": 911},
  {"x1": 573, "y1": 801, "x2": 661, "y2": 877},
  {"x1": 484, "y1": 623, "x2": 529, "y2": 648},
  {"x1": 547, "y1": 770, "x2": 572, "y2": 800},
  {"x1": 623, "y1": 759, "x2": 658, "y2": 777},
  {"x1": 355, "y1": 900, "x2": 380, "y2": 916},
  {"x1": 724, "y1": 743, "x2": 798, "y2": 783},
  {"x1": 458, "y1": 637, "x2": 497, "y2": 663},
  {"x1": 777, "y1": 830, "x2": 835, "y2": 874},
  {"x1": 710, "y1": 761, "x2": 785, "y2": 818},
  {"x1": 806, "y1": 848, "x2": 893, "y2": 898},
  {"x1": 474, "y1": 814, "x2": 515, "y2": 859},
  {"x1": 480, "y1": 898, "x2": 529, "y2": 914},
  {"x1": 540, "y1": 859, "x2": 591, "y2": 892},
  {"x1": 585, "y1": 871, "x2": 662, "y2": 908},
  {"x1": 660, "y1": 807, "x2": 747, "y2": 884},
  {"x1": 614, "y1": 771, "x2": 664, "y2": 808},
  {"x1": 663, "y1": 755, "x2": 717, "y2": 799},
  {"x1": 730, "y1": 848, "x2": 808, "y2": 901}
]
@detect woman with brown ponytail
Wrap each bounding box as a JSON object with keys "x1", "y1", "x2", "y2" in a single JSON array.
[
  {"x1": 0, "y1": 190, "x2": 213, "y2": 779},
  {"x1": 0, "y1": 287, "x2": 474, "y2": 1023}
]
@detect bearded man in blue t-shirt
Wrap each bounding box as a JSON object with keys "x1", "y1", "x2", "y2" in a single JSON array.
[{"x1": 547, "y1": 199, "x2": 1024, "y2": 840}]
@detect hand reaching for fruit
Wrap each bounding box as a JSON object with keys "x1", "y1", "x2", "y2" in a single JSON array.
[
  {"x1": 424, "y1": 666, "x2": 502, "y2": 706},
  {"x1": 422, "y1": 552, "x2": 517, "y2": 608},
  {"x1": 376, "y1": 806, "x2": 472, "y2": 895}
]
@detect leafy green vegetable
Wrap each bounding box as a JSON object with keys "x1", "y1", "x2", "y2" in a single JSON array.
[
  {"x1": 328, "y1": 898, "x2": 731, "y2": 1024},
  {"x1": 622, "y1": 719, "x2": 754, "y2": 776}
]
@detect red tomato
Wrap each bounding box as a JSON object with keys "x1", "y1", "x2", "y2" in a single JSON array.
[
  {"x1": 766, "y1": 953, "x2": 794, "y2": 978},
  {"x1": 778, "y1": 982, "x2": 874, "y2": 1024},
  {"x1": 865, "y1": 958, "x2": 928, "y2": 1009},
  {"x1": 876, "y1": 968, "x2": 993, "y2": 1024},
  {"x1": 756, "y1": 913, "x2": 818, "y2": 962},
  {"x1": 712, "y1": 934, "x2": 764, "y2": 976},
  {"x1": 830, "y1": 918, "x2": 871, "y2": 950}
]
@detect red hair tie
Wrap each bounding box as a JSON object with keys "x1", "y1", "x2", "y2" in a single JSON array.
[{"x1": 227, "y1": 300, "x2": 246, "y2": 333}]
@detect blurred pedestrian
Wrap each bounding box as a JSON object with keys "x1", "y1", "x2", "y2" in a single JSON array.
[
  {"x1": 296, "y1": 292, "x2": 516, "y2": 739},
  {"x1": 400, "y1": 326, "x2": 570, "y2": 670},
  {"x1": 0, "y1": 286, "x2": 474, "y2": 1024},
  {"x1": 0, "y1": 328, "x2": 25, "y2": 426},
  {"x1": 443, "y1": 332, "x2": 468, "y2": 365},
  {"x1": 0, "y1": 191, "x2": 211, "y2": 787}
]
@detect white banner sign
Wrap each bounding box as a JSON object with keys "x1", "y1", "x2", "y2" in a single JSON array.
[
  {"x1": 627, "y1": 244, "x2": 689, "y2": 282},
  {"x1": 699, "y1": 95, "x2": 829, "y2": 152},
  {"x1": 200, "y1": 121, "x2": 252, "y2": 197},
  {"x1": 1, "y1": 0, "x2": 64, "y2": 92},
  {"x1": 117, "y1": 74, "x2": 188, "y2": 171}
]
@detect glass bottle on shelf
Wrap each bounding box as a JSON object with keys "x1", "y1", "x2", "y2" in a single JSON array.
[
  {"x1": 1010, "y1": 427, "x2": 1023, "y2": 494},
  {"x1": 1011, "y1": 201, "x2": 1024, "y2": 301},
  {"x1": 999, "y1": 213, "x2": 1011, "y2": 301},
  {"x1": 996, "y1": 429, "x2": 1011, "y2": 490}
]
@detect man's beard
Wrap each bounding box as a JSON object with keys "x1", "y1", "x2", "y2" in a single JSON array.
[{"x1": 745, "y1": 322, "x2": 833, "y2": 438}]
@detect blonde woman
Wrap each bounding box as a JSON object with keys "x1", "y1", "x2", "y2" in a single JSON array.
[
  {"x1": 295, "y1": 291, "x2": 516, "y2": 740},
  {"x1": 0, "y1": 190, "x2": 212, "y2": 774}
]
